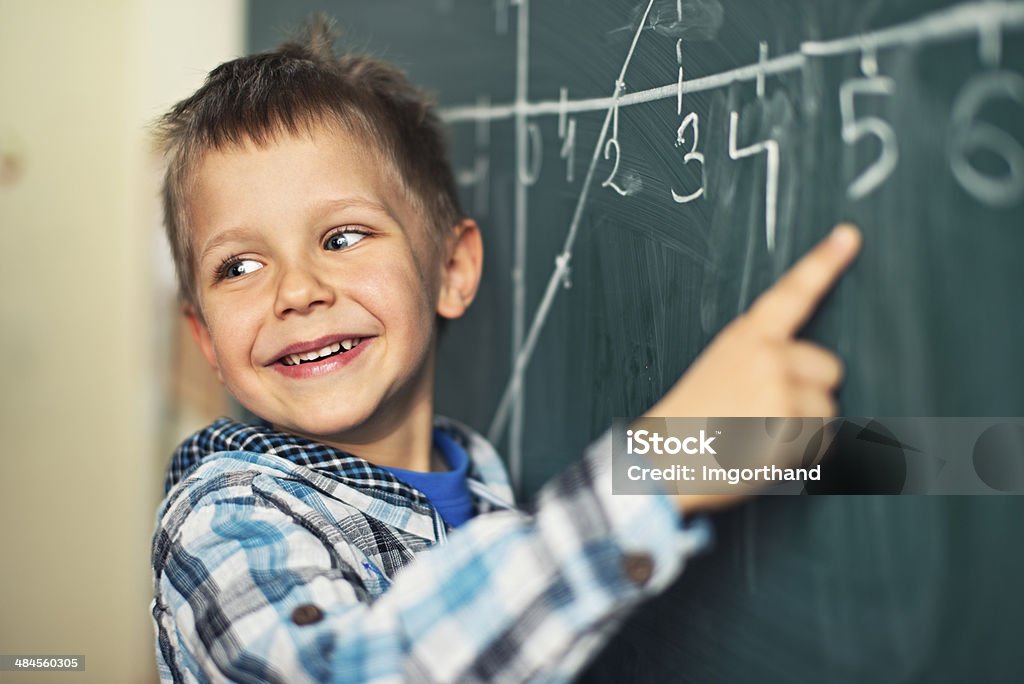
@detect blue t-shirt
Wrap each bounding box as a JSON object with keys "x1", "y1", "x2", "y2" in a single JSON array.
[{"x1": 381, "y1": 428, "x2": 475, "y2": 528}]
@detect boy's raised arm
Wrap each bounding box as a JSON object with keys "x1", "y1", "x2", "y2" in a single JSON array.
[
  {"x1": 649, "y1": 224, "x2": 860, "y2": 420},
  {"x1": 645, "y1": 223, "x2": 862, "y2": 512}
]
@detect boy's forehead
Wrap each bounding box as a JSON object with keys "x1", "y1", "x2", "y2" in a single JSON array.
[
  {"x1": 187, "y1": 124, "x2": 439, "y2": 255},
  {"x1": 196, "y1": 123, "x2": 380, "y2": 181},
  {"x1": 193, "y1": 126, "x2": 400, "y2": 214}
]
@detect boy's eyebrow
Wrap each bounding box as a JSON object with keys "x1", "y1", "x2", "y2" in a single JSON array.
[
  {"x1": 199, "y1": 227, "x2": 258, "y2": 262},
  {"x1": 198, "y1": 198, "x2": 399, "y2": 261},
  {"x1": 312, "y1": 197, "x2": 395, "y2": 220}
]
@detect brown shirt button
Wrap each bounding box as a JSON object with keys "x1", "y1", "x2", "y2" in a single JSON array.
[
  {"x1": 621, "y1": 553, "x2": 655, "y2": 587},
  {"x1": 291, "y1": 603, "x2": 324, "y2": 626}
]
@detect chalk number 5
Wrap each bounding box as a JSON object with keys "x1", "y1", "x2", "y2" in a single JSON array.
[{"x1": 839, "y1": 76, "x2": 899, "y2": 199}]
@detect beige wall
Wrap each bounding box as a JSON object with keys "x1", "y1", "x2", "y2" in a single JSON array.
[{"x1": 0, "y1": 2, "x2": 243, "y2": 682}]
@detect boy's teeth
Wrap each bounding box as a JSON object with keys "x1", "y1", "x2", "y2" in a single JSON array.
[{"x1": 282, "y1": 339, "x2": 360, "y2": 366}]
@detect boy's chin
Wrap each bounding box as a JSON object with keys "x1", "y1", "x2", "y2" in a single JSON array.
[
  {"x1": 269, "y1": 408, "x2": 382, "y2": 445},
  {"x1": 274, "y1": 417, "x2": 366, "y2": 440}
]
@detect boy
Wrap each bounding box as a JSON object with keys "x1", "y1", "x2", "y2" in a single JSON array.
[{"x1": 150, "y1": 19, "x2": 860, "y2": 683}]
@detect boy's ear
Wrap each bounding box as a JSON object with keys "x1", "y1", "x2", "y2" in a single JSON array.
[
  {"x1": 184, "y1": 305, "x2": 223, "y2": 382},
  {"x1": 436, "y1": 218, "x2": 484, "y2": 320}
]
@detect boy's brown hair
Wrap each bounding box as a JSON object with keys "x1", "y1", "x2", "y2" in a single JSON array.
[{"x1": 154, "y1": 15, "x2": 464, "y2": 313}]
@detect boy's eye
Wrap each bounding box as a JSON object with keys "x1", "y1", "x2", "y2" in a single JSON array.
[
  {"x1": 324, "y1": 230, "x2": 367, "y2": 252},
  {"x1": 219, "y1": 258, "x2": 263, "y2": 280}
]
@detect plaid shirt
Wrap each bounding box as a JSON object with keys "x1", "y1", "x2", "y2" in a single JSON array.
[{"x1": 151, "y1": 416, "x2": 710, "y2": 683}]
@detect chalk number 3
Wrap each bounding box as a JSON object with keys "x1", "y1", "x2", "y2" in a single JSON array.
[{"x1": 671, "y1": 112, "x2": 706, "y2": 203}]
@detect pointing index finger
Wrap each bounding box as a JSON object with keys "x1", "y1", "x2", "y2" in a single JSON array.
[{"x1": 746, "y1": 224, "x2": 862, "y2": 339}]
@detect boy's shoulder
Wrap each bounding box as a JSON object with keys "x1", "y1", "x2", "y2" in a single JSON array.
[{"x1": 153, "y1": 416, "x2": 517, "y2": 597}]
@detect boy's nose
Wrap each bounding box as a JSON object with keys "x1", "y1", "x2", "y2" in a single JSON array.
[{"x1": 273, "y1": 262, "x2": 335, "y2": 317}]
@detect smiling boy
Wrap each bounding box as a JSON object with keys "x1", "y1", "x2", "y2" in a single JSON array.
[
  {"x1": 151, "y1": 19, "x2": 860, "y2": 683},
  {"x1": 185, "y1": 125, "x2": 472, "y2": 472}
]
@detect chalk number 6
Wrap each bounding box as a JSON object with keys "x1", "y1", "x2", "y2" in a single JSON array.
[{"x1": 949, "y1": 70, "x2": 1024, "y2": 207}]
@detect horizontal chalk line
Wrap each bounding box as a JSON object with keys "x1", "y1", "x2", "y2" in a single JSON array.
[{"x1": 441, "y1": 0, "x2": 1024, "y2": 124}]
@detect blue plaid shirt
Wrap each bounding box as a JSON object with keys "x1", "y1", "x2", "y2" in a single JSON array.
[{"x1": 151, "y1": 416, "x2": 709, "y2": 683}]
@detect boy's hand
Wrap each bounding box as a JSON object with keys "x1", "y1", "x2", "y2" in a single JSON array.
[{"x1": 642, "y1": 224, "x2": 862, "y2": 513}]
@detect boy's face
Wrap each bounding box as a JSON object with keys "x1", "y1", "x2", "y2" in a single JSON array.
[{"x1": 185, "y1": 125, "x2": 478, "y2": 447}]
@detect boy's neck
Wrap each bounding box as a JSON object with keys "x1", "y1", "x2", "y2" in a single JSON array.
[
  {"x1": 346, "y1": 395, "x2": 438, "y2": 473},
  {"x1": 273, "y1": 367, "x2": 440, "y2": 473}
]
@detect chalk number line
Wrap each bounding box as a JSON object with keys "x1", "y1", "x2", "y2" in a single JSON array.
[
  {"x1": 468, "y1": 0, "x2": 1024, "y2": 486},
  {"x1": 444, "y1": 1, "x2": 1024, "y2": 124}
]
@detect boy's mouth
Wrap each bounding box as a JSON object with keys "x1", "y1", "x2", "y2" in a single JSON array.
[{"x1": 278, "y1": 338, "x2": 365, "y2": 366}]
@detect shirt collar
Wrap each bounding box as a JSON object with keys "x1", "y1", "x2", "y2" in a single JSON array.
[{"x1": 165, "y1": 416, "x2": 515, "y2": 506}]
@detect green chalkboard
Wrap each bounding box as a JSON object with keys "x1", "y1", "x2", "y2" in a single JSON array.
[{"x1": 249, "y1": 1, "x2": 1024, "y2": 681}]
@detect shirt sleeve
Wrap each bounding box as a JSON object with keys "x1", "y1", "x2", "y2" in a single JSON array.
[{"x1": 151, "y1": 431, "x2": 711, "y2": 683}]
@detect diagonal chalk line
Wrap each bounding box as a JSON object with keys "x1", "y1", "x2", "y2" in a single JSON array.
[{"x1": 488, "y1": 0, "x2": 657, "y2": 448}]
